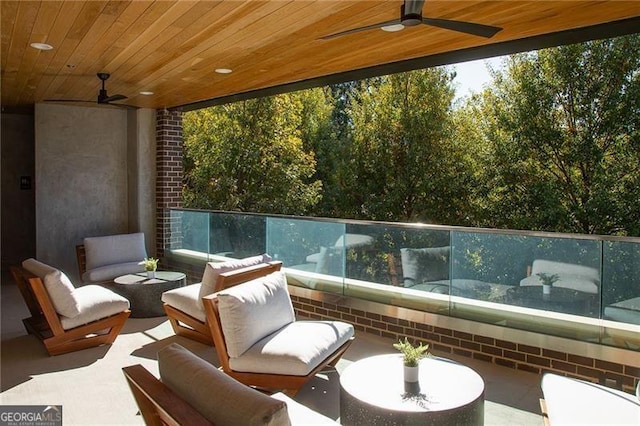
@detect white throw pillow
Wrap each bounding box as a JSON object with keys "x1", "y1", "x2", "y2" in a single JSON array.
[
  {"x1": 84, "y1": 232, "x2": 147, "y2": 270},
  {"x1": 159, "y1": 343, "x2": 291, "y2": 426},
  {"x1": 217, "y1": 271, "x2": 295, "y2": 358},
  {"x1": 198, "y1": 254, "x2": 272, "y2": 307},
  {"x1": 400, "y1": 246, "x2": 450, "y2": 286},
  {"x1": 43, "y1": 270, "x2": 82, "y2": 318},
  {"x1": 22, "y1": 258, "x2": 58, "y2": 279}
]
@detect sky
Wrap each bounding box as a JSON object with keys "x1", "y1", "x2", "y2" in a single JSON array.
[{"x1": 450, "y1": 55, "x2": 506, "y2": 101}]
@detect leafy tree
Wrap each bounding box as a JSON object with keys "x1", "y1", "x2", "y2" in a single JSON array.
[
  {"x1": 182, "y1": 93, "x2": 322, "y2": 215},
  {"x1": 477, "y1": 35, "x2": 640, "y2": 236},
  {"x1": 298, "y1": 86, "x2": 345, "y2": 217},
  {"x1": 342, "y1": 68, "x2": 476, "y2": 223}
]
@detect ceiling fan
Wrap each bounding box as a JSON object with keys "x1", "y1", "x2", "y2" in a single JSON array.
[
  {"x1": 321, "y1": 0, "x2": 502, "y2": 40},
  {"x1": 45, "y1": 73, "x2": 136, "y2": 108}
]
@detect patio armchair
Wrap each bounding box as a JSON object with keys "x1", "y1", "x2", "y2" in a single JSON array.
[
  {"x1": 399, "y1": 247, "x2": 511, "y2": 300},
  {"x1": 123, "y1": 343, "x2": 337, "y2": 425},
  {"x1": 540, "y1": 373, "x2": 640, "y2": 425},
  {"x1": 161, "y1": 254, "x2": 279, "y2": 344},
  {"x1": 203, "y1": 267, "x2": 355, "y2": 396},
  {"x1": 11, "y1": 258, "x2": 130, "y2": 356},
  {"x1": 76, "y1": 232, "x2": 148, "y2": 283},
  {"x1": 520, "y1": 259, "x2": 600, "y2": 294}
]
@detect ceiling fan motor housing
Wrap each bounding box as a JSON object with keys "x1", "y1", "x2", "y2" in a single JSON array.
[
  {"x1": 401, "y1": 3, "x2": 423, "y2": 26},
  {"x1": 98, "y1": 89, "x2": 109, "y2": 103}
]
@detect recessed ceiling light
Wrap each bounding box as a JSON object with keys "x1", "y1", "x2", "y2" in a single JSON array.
[
  {"x1": 139, "y1": 91, "x2": 154, "y2": 96},
  {"x1": 30, "y1": 42, "x2": 53, "y2": 50},
  {"x1": 215, "y1": 68, "x2": 232, "y2": 74},
  {"x1": 381, "y1": 24, "x2": 404, "y2": 33}
]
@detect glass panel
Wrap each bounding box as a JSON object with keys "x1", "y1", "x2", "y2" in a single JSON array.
[
  {"x1": 267, "y1": 217, "x2": 346, "y2": 295},
  {"x1": 343, "y1": 223, "x2": 451, "y2": 313},
  {"x1": 178, "y1": 210, "x2": 210, "y2": 254},
  {"x1": 602, "y1": 241, "x2": 640, "y2": 343},
  {"x1": 210, "y1": 213, "x2": 266, "y2": 259},
  {"x1": 166, "y1": 209, "x2": 640, "y2": 350},
  {"x1": 450, "y1": 231, "x2": 602, "y2": 341}
]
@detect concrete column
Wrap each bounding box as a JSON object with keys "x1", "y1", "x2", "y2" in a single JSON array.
[{"x1": 127, "y1": 108, "x2": 157, "y2": 256}]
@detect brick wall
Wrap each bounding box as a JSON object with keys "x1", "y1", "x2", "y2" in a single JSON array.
[
  {"x1": 290, "y1": 293, "x2": 640, "y2": 394},
  {"x1": 156, "y1": 109, "x2": 183, "y2": 259}
]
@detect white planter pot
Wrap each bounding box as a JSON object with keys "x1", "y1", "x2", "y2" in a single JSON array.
[
  {"x1": 404, "y1": 365, "x2": 419, "y2": 383},
  {"x1": 543, "y1": 284, "x2": 551, "y2": 295},
  {"x1": 147, "y1": 270, "x2": 156, "y2": 279}
]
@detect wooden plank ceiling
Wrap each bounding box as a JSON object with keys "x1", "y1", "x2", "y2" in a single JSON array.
[{"x1": 1, "y1": 1, "x2": 639, "y2": 111}]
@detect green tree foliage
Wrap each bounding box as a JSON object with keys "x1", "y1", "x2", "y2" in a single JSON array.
[
  {"x1": 182, "y1": 35, "x2": 639, "y2": 238},
  {"x1": 183, "y1": 93, "x2": 323, "y2": 214},
  {"x1": 343, "y1": 69, "x2": 476, "y2": 223},
  {"x1": 299, "y1": 86, "x2": 346, "y2": 218},
  {"x1": 477, "y1": 35, "x2": 640, "y2": 235}
]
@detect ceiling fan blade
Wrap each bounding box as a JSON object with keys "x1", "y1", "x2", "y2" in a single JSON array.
[
  {"x1": 421, "y1": 17, "x2": 502, "y2": 38},
  {"x1": 107, "y1": 102, "x2": 138, "y2": 110},
  {"x1": 102, "y1": 94, "x2": 127, "y2": 103},
  {"x1": 44, "y1": 99, "x2": 94, "y2": 103},
  {"x1": 320, "y1": 19, "x2": 401, "y2": 40}
]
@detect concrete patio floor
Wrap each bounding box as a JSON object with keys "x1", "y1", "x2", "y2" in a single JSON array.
[{"x1": 0, "y1": 272, "x2": 542, "y2": 425}]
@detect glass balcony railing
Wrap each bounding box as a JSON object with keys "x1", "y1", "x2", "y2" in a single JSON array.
[{"x1": 166, "y1": 209, "x2": 640, "y2": 351}]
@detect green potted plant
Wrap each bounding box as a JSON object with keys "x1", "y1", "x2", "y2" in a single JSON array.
[
  {"x1": 536, "y1": 272, "x2": 559, "y2": 295},
  {"x1": 141, "y1": 257, "x2": 159, "y2": 279},
  {"x1": 393, "y1": 337, "x2": 431, "y2": 382}
]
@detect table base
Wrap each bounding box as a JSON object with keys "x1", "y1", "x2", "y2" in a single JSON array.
[{"x1": 340, "y1": 388, "x2": 484, "y2": 426}]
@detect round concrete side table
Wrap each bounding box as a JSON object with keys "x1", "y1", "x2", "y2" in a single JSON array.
[
  {"x1": 340, "y1": 354, "x2": 485, "y2": 426},
  {"x1": 112, "y1": 271, "x2": 186, "y2": 318}
]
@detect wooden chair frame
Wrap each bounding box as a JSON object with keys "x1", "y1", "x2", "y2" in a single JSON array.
[
  {"x1": 202, "y1": 268, "x2": 354, "y2": 396},
  {"x1": 10, "y1": 265, "x2": 130, "y2": 356},
  {"x1": 123, "y1": 364, "x2": 213, "y2": 426},
  {"x1": 539, "y1": 398, "x2": 551, "y2": 426},
  {"x1": 76, "y1": 244, "x2": 87, "y2": 279},
  {"x1": 163, "y1": 261, "x2": 283, "y2": 345}
]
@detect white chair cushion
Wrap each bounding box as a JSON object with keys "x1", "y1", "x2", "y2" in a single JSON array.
[
  {"x1": 198, "y1": 254, "x2": 272, "y2": 307},
  {"x1": 530, "y1": 259, "x2": 600, "y2": 283},
  {"x1": 84, "y1": 233, "x2": 147, "y2": 271},
  {"x1": 604, "y1": 297, "x2": 640, "y2": 325},
  {"x1": 229, "y1": 320, "x2": 354, "y2": 376},
  {"x1": 159, "y1": 343, "x2": 291, "y2": 426},
  {"x1": 519, "y1": 259, "x2": 600, "y2": 294},
  {"x1": 305, "y1": 252, "x2": 322, "y2": 263},
  {"x1": 334, "y1": 233, "x2": 373, "y2": 248},
  {"x1": 43, "y1": 270, "x2": 81, "y2": 318},
  {"x1": 519, "y1": 274, "x2": 599, "y2": 294},
  {"x1": 22, "y1": 258, "x2": 58, "y2": 279},
  {"x1": 314, "y1": 246, "x2": 343, "y2": 275},
  {"x1": 400, "y1": 246, "x2": 450, "y2": 285},
  {"x1": 82, "y1": 261, "x2": 145, "y2": 283},
  {"x1": 161, "y1": 284, "x2": 205, "y2": 322},
  {"x1": 59, "y1": 285, "x2": 129, "y2": 330},
  {"x1": 217, "y1": 271, "x2": 295, "y2": 358}
]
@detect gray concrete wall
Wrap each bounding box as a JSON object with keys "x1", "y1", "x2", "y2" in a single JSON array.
[
  {"x1": 127, "y1": 108, "x2": 156, "y2": 257},
  {"x1": 35, "y1": 104, "x2": 129, "y2": 280},
  {"x1": 1, "y1": 112, "x2": 36, "y2": 269}
]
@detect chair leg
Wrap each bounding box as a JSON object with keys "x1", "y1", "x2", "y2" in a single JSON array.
[
  {"x1": 43, "y1": 311, "x2": 130, "y2": 356},
  {"x1": 164, "y1": 304, "x2": 213, "y2": 345}
]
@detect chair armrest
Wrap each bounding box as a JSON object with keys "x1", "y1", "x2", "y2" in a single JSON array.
[
  {"x1": 122, "y1": 365, "x2": 213, "y2": 426},
  {"x1": 214, "y1": 261, "x2": 283, "y2": 292}
]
